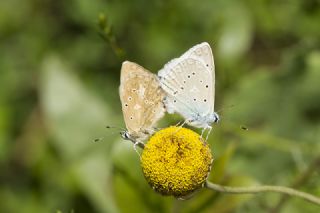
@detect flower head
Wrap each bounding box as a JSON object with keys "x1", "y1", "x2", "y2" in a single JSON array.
[{"x1": 141, "y1": 126, "x2": 213, "y2": 198}]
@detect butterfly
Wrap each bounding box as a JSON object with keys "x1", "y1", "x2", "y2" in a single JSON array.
[
  {"x1": 157, "y1": 42, "x2": 219, "y2": 138},
  {"x1": 119, "y1": 61, "x2": 166, "y2": 147}
]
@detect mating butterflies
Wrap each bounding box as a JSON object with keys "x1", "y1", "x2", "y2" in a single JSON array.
[
  {"x1": 119, "y1": 61, "x2": 166, "y2": 144},
  {"x1": 119, "y1": 42, "x2": 218, "y2": 143},
  {"x1": 158, "y1": 42, "x2": 219, "y2": 134}
]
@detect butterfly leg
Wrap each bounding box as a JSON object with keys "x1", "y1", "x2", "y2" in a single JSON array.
[
  {"x1": 175, "y1": 121, "x2": 183, "y2": 126},
  {"x1": 174, "y1": 118, "x2": 189, "y2": 127},
  {"x1": 170, "y1": 119, "x2": 189, "y2": 139},
  {"x1": 205, "y1": 126, "x2": 212, "y2": 141},
  {"x1": 201, "y1": 128, "x2": 206, "y2": 138},
  {"x1": 133, "y1": 140, "x2": 144, "y2": 157}
]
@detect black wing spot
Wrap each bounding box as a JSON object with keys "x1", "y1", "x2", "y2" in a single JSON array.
[
  {"x1": 183, "y1": 80, "x2": 186, "y2": 83},
  {"x1": 200, "y1": 80, "x2": 203, "y2": 83},
  {"x1": 206, "y1": 64, "x2": 209, "y2": 67},
  {"x1": 192, "y1": 72, "x2": 195, "y2": 75},
  {"x1": 174, "y1": 91, "x2": 178, "y2": 95},
  {"x1": 128, "y1": 96, "x2": 132, "y2": 101},
  {"x1": 193, "y1": 98, "x2": 196, "y2": 101},
  {"x1": 130, "y1": 116, "x2": 133, "y2": 120},
  {"x1": 174, "y1": 100, "x2": 177, "y2": 103},
  {"x1": 205, "y1": 85, "x2": 209, "y2": 88},
  {"x1": 187, "y1": 75, "x2": 190, "y2": 78},
  {"x1": 125, "y1": 103, "x2": 128, "y2": 107},
  {"x1": 180, "y1": 87, "x2": 184, "y2": 90},
  {"x1": 204, "y1": 99, "x2": 207, "y2": 102}
]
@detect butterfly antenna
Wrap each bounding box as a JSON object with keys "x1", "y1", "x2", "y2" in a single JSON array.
[
  {"x1": 216, "y1": 104, "x2": 235, "y2": 113},
  {"x1": 93, "y1": 125, "x2": 126, "y2": 143},
  {"x1": 106, "y1": 125, "x2": 126, "y2": 131},
  {"x1": 93, "y1": 137, "x2": 104, "y2": 142},
  {"x1": 240, "y1": 125, "x2": 249, "y2": 131},
  {"x1": 110, "y1": 130, "x2": 121, "y2": 135}
]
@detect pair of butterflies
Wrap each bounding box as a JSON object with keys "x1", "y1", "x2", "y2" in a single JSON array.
[{"x1": 119, "y1": 42, "x2": 219, "y2": 144}]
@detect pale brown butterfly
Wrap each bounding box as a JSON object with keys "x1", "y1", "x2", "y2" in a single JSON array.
[{"x1": 119, "y1": 61, "x2": 166, "y2": 147}]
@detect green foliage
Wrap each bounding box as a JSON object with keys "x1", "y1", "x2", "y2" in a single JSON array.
[{"x1": 0, "y1": 0, "x2": 319, "y2": 212}]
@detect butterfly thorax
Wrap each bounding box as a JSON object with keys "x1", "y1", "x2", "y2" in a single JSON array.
[{"x1": 187, "y1": 112, "x2": 219, "y2": 128}]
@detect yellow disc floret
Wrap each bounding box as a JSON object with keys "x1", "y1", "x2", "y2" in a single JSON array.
[{"x1": 141, "y1": 126, "x2": 213, "y2": 198}]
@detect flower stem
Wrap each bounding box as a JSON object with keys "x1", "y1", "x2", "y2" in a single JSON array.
[{"x1": 205, "y1": 181, "x2": 320, "y2": 206}]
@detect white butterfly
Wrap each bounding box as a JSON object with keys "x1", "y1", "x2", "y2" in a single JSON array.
[
  {"x1": 119, "y1": 61, "x2": 166, "y2": 147},
  {"x1": 158, "y1": 42, "x2": 219, "y2": 137}
]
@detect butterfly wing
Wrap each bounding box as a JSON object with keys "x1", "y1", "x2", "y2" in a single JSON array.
[
  {"x1": 158, "y1": 57, "x2": 214, "y2": 124},
  {"x1": 182, "y1": 42, "x2": 215, "y2": 73},
  {"x1": 119, "y1": 61, "x2": 165, "y2": 140},
  {"x1": 162, "y1": 42, "x2": 215, "y2": 112}
]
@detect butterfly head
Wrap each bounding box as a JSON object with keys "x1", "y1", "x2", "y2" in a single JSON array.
[
  {"x1": 212, "y1": 112, "x2": 219, "y2": 123},
  {"x1": 206, "y1": 112, "x2": 220, "y2": 125},
  {"x1": 120, "y1": 130, "x2": 131, "y2": 140}
]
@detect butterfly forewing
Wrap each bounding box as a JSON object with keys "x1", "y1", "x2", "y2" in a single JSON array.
[{"x1": 119, "y1": 61, "x2": 165, "y2": 140}]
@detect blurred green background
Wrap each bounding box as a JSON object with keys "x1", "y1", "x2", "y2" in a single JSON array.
[{"x1": 1, "y1": 0, "x2": 319, "y2": 212}]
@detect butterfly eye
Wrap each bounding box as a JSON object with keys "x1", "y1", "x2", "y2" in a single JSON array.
[
  {"x1": 124, "y1": 132, "x2": 130, "y2": 139},
  {"x1": 120, "y1": 131, "x2": 129, "y2": 140}
]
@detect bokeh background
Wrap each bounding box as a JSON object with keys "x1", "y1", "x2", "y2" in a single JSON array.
[{"x1": 1, "y1": 0, "x2": 320, "y2": 212}]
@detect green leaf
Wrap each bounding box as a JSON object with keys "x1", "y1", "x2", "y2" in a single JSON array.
[
  {"x1": 40, "y1": 55, "x2": 115, "y2": 158},
  {"x1": 217, "y1": 3, "x2": 253, "y2": 62},
  {"x1": 40, "y1": 55, "x2": 119, "y2": 213},
  {"x1": 209, "y1": 143, "x2": 236, "y2": 183}
]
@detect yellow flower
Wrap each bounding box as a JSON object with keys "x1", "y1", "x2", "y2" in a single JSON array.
[{"x1": 141, "y1": 126, "x2": 213, "y2": 198}]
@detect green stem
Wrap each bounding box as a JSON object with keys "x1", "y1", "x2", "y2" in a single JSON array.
[{"x1": 205, "y1": 181, "x2": 320, "y2": 206}]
